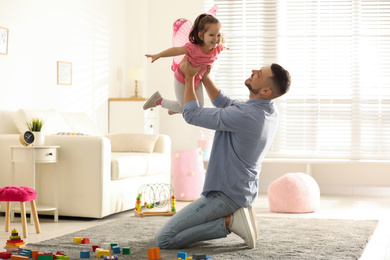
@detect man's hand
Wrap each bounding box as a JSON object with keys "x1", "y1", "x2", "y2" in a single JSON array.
[
  {"x1": 180, "y1": 56, "x2": 205, "y2": 78},
  {"x1": 203, "y1": 65, "x2": 212, "y2": 80}
]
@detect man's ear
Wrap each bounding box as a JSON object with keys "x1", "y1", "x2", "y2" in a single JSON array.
[{"x1": 261, "y1": 88, "x2": 272, "y2": 96}]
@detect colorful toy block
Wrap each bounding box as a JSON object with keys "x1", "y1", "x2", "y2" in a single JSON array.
[
  {"x1": 177, "y1": 252, "x2": 187, "y2": 259},
  {"x1": 19, "y1": 249, "x2": 31, "y2": 257},
  {"x1": 82, "y1": 238, "x2": 90, "y2": 244},
  {"x1": 0, "y1": 252, "x2": 12, "y2": 259},
  {"x1": 31, "y1": 251, "x2": 39, "y2": 259},
  {"x1": 192, "y1": 254, "x2": 207, "y2": 260},
  {"x1": 96, "y1": 250, "x2": 109, "y2": 258},
  {"x1": 55, "y1": 255, "x2": 69, "y2": 260},
  {"x1": 55, "y1": 251, "x2": 66, "y2": 256},
  {"x1": 112, "y1": 246, "x2": 120, "y2": 254},
  {"x1": 92, "y1": 246, "x2": 100, "y2": 252},
  {"x1": 80, "y1": 251, "x2": 90, "y2": 258},
  {"x1": 147, "y1": 247, "x2": 161, "y2": 260},
  {"x1": 37, "y1": 255, "x2": 53, "y2": 260},
  {"x1": 122, "y1": 247, "x2": 130, "y2": 255},
  {"x1": 103, "y1": 256, "x2": 118, "y2": 260},
  {"x1": 73, "y1": 237, "x2": 82, "y2": 244},
  {"x1": 10, "y1": 255, "x2": 28, "y2": 260}
]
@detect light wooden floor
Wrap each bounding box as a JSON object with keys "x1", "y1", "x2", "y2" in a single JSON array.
[{"x1": 0, "y1": 194, "x2": 388, "y2": 259}]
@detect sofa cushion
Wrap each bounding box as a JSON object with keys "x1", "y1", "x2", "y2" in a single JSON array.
[
  {"x1": 111, "y1": 152, "x2": 170, "y2": 180},
  {"x1": 107, "y1": 133, "x2": 159, "y2": 153},
  {"x1": 13, "y1": 108, "x2": 72, "y2": 134},
  {"x1": 111, "y1": 153, "x2": 148, "y2": 179}
]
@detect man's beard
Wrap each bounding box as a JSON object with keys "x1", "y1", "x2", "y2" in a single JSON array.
[{"x1": 245, "y1": 82, "x2": 260, "y2": 94}]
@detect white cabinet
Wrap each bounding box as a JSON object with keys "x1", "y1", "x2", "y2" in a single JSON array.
[{"x1": 108, "y1": 98, "x2": 159, "y2": 134}]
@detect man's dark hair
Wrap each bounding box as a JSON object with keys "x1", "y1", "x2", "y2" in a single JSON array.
[{"x1": 268, "y1": 63, "x2": 291, "y2": 99}]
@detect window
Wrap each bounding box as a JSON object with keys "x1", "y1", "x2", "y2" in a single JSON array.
[{"x1": 204, "y1": 0, "x2": 390, "y2": 160}]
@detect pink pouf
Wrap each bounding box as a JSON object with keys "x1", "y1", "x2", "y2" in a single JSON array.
[
  {"x1": 171, "y1": 148, "x2": 205, "y2": 201},
  {"x1": 0, "y1": 186, "x2": 36, "y2": 201},
  {"x1": 268, "y1": 172, "x2": 320, "y2": 213}
]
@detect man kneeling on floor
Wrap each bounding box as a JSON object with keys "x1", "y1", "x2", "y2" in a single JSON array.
[{"x1": 155, "y1": 57, "x2": 291, "y2": 249}]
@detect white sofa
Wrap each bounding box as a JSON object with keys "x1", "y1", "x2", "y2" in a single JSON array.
[{"x1": 0, "y1": 109, "x2": 171, "y2": 218}]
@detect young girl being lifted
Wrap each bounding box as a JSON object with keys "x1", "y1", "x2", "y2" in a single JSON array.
[{"x1": 144, "y1": 7, "x2": 227, "y2": 115}]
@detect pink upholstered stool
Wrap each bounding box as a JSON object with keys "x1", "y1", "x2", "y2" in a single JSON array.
[
  {"x1": 171, "y1": 148, "x2": 205, "y2": 201},
  {"x1": 268, "y1": 172, "x2": 320, "y2": 213},
  {"x1": 0, "y1": 186, "x2": 41, "y2": 238}
]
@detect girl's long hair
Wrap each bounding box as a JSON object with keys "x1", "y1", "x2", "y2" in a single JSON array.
[{"x1": 189, "y1": 14, "x2": 221, "y2": 45}]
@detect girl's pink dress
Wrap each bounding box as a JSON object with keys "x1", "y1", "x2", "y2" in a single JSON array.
[{"x1": 171, "y1": 6, "x2": 222, "y2": 89}]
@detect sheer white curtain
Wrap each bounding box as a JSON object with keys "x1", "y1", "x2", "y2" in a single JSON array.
[{"x1": 204, "y1": 0, "x2": 390, "y2": 160}]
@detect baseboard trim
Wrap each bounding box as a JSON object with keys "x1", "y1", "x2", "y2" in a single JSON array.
[{"x1": 259, "y1": 182, "x2": 390, "y2": 196}]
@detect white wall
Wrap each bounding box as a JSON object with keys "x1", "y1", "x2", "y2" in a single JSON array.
[
  {"x1": 0, "y1": 0, "x2": 205, "y2": 150},
  {"x1": 144, "y1": 0, "x2": 206, "y2": 151},
  {"x1": 0, "y1": 0, "x2": 129, "y2": 133},
  {"x1": 1, "y1": 0, "x2": 388, "y2": 194}
]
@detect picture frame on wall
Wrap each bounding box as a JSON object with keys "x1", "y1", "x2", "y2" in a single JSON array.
[
  {"x1": 57, "y1": 61, "x2": 72, "y2": 85},
  {"x1": 0, "y1": 27, "x2": 9, "y2": 55}
]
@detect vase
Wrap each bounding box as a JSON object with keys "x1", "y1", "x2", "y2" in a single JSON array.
[{"x1": 32, "y1": 132, "x2": 45, "y2": 146}]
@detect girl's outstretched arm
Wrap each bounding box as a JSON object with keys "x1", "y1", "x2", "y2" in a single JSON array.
[{"x1": 145, "y1": 47, "x2": 188, "y2": 63}]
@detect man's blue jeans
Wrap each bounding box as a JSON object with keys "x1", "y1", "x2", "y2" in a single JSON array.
[{"x1": 154, "y1": 191, "x2": 240, "y2": 249}]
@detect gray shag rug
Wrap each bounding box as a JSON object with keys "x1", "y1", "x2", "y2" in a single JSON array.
[{"x1": 27, "y1": 215, "x2": 378, "y2": 260}]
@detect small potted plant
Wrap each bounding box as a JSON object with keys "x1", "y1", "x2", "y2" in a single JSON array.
[{"x1": 26, "y1": 118, "x2": 45, "y2": 146}]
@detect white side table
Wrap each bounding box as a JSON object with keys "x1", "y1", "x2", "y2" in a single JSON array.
[{"x1": 10, "y1": 145, "x2": 60, "y2": 222}]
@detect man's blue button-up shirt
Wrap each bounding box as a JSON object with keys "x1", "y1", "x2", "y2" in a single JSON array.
[{"x1": 183, "y1": 90, "x2": 279, "y2": 207}]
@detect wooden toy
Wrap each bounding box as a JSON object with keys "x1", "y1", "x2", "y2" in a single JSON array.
[
  {"x1": 73, "y1": 237, "x2": 82, "y2": 244},
  {"x1": 31, "y1": 251, "x2": 38, "y2": 259},
  {"x1": 80, "y1": 251, "x2": 90, "y2": 258},
  {"x1": 37, "y1": 255, "x2": 53, "y2": 260},
  {"x1": 122, "y1": 247, "x2": 130, "y2": 255},
  {"x1": 112, "y1": 246, "x2": 120, "y2": 254},
  {"x1": 54, "y1": 251, "x2": 67, "y2": 260},
  {"x1": 96, "y1": 250, "x2": 109, "y2": 258},
  {"x1": 134, "y1": 184, "x2": 176, "y2": 217},
  {"x1": 5, "y1": 229, "x2": 26, "y2": 252},
  {"x1": 0, "y1": 252, "x2": 12, "y2": 259},
  {"x1": 177, "y1": 252, "x2": 187, "y2": 259},
  {"x1": 192, "y1": 254, "x2": 207, "y2": 260},
  {"x1": 19, "y1": 249, "x2": 31, "y2": 257},
  {"x1": 147, "y1": 247, "x2": 161, "y2": 260},
  {"x1": 103, "y1": 256, "x2": 118, "y2": 260},
  {"x1": 10, "y1": 255, "x2": 28, "y2": 260},
  {"x1": 82, "y1": 238, "x2": 90, "y2": 244}
]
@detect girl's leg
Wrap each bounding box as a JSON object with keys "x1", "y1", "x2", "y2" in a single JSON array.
[
  {"x1": 154, "y1": 191, "x2": 240, "y2": 249},
  {"x1": 161, "y1": 79, "x2": 184, "y2": 113},
  {"x1": 161, "y1": 79, "x2": 204, "y2": 113}
]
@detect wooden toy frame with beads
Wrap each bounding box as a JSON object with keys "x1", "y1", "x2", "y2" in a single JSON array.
[{"x1": 134, "y1": 183, "x2": 176, "y2": 217}]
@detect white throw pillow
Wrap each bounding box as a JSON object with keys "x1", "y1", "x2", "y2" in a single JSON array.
[
  {"x1": 61, "y1": 112, "x2": 103, "y2": 136},
  {"x1": 107, "y1": 133, "x2": 159, "y2": 153},
  {"x1": 13, "y1": 108, "x2": 72, "y2": 134}
]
